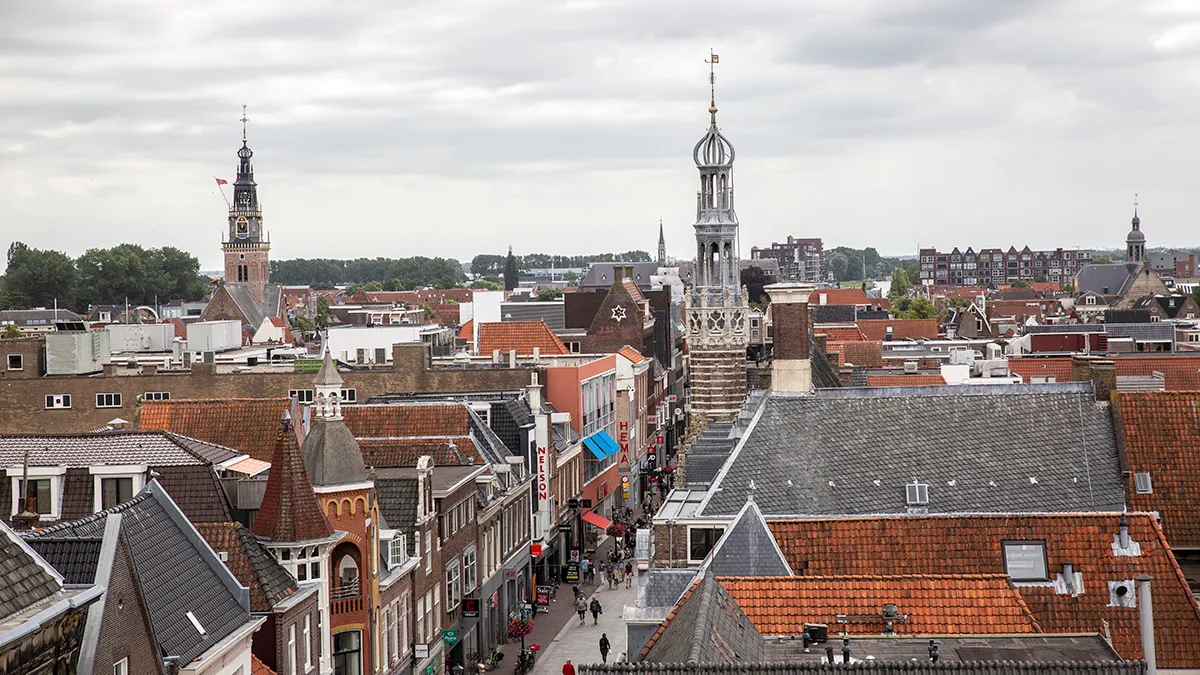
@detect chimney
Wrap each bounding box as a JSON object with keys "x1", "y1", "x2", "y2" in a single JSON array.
[
  {"x1": 765, "y1": 283, "x2": 814, "y2": 393},
  {"x1": 509, "y1": 349, "x2": 517, "y2": 368},
  {"x1": 527, "y1": 372, "x2": 542, "y2": 411},
  {"x1": 1119, "y1": 513, "x2": 1131, "y2": 549},
  {"x1": 1138, "y1": 575, "x2": 1157, "y2": 675}
]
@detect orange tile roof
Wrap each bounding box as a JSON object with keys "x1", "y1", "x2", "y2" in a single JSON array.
[
  {"x1": 622, "y1": 279, "x2": 647, "y2": 304},
  {"x1": 343, "y1": 403, "x2": 470, "y2": 438},
  {"x1": 766, "y1": 514, "x2": 1200, "y2": 667},
  {"x1": 1114, "y1": 391, "x2": 1200, "y2": 548},
  {"x1": 857, "y1": 319, "x2": 939, "y2": 341},
  {"x1": 251, "y1": 654, "x2": 276, "y2": 675},
  {"x1": 815, "y1": 326, "x2": 867, "y2": 342},
  {"x1": 719, "y1": 575, "x2": 1039, "y2": 636},
  {"x1": 866, "y1": 373, "x2": 946, "y2": 387},
  {"x1": 477, "y1": 321, "x2": 569, "y2": 356},
  {"x1": 807, "y1": 288, "x2": 891, "y2": 308},
  {"x1": 618, "y1": 346, "x2": 648, "y2": 363},
  {"x1": 1006, "y1": 357, "x2": 1074, "y2": 383},
  {"x1": 1113, "y1": 355, "x2": 1200, "y2": 390},
  {"x1": 138, "y1": 398, "x2": 291, "y2": 463},
  {"x1": 457, "y1": 319, "x2": 474, "y2": 341},
  {"x1": 826, "y1": 340, "x2": 883, "y2": 368},
  {"x1": 358, "y1": 437, "x2": 483, "y2": 466},
  {"x1": 252, "y1": 426, "x2": 333, "y2": 542}
]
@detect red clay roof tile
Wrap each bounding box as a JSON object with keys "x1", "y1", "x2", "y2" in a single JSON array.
[
  {"x1": 252, "y1": 427, "x2": 333, "y2": 542},
  {"x1": 857, "y1": 319, "x2": 939, "y2": 341},
  {"x1": 766, "y1": 514, "x2": 1200, "y2": 667},
  {"x1": 719, "y1": 574, "x2": 1039, "y2": 636},
  {"x1": 477, "y1": 321, "x2": 569, "y2": 356},
  {"x1": 138, "y1": 398, "x2": 291, "y2": 463},
  {"x1": 866, "y1": 373, "x2": 946, "y2": 387}
]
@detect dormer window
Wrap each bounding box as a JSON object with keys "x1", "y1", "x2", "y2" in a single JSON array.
[
  {"x1": 1003, "y1": 540, "x2": 1049, "y2": 581},
  {"x1": 9, "y1": 466, "x2": 67, "y2": 520}
]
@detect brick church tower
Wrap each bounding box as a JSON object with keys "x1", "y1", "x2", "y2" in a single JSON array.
[
  {"x1": 223, "y1": 106, "x2": 271, "y2": 303},
  {"x1": 686, "y1": 54, "x2": 750, "y2": 420}
]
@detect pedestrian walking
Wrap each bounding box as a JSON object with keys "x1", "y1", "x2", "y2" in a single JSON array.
[
  {"x1": 575, "y1": 595, "x2": 587, "y2": 625},
  {"x1": 625, "y1": 561, "x2": 633, "y2": 588},
  {"x1": 581, "y1": 558, "x2": 591, "y2": 585},
  {"x1": 607, "y1": 565, "x2": 616, "y2": 590},
  {"x1": 616, "y1": 562, "x2": 625, "y2": 587},
  {"x1": 564, "y1": 660, "x2": 576, "y2": 675},
  {"x1": 590, "y1": 597, "x2": 603, "y2": 625},
  {"x1": 599, "y1": 634, "x2": 611, "y2": 663}
]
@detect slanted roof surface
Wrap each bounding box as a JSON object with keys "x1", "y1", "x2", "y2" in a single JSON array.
[
  {"x1": 720, "y1": 574, "x2": 1039, "y2": 636},
  {"x1": 0, "y1": 522, "x2": 61, "y2": 623},
  {"x1": 139, "y1": 398, "x2": 291, "y2": 463},
  {"x1": 253, "y1": 428, "x2": 333, "y2": 542},
  {"x1": 197, "y1": 522, "x2": 298, "y2": 612},
  {"x1": 766, "y1": 513, "x2": 1200, "y2": 667},
  {"x1": 702, "y1": 499, "x2": 791, "y2": 577},
  {"x1": 639, "y1": 574, "x2": 764, "y2": 665},
  {"x1": 701, "y1": 385, "x2": 1123, "y2": 517},
  {"x1": 477, "y1": 321, "x2": 570, "y2": 356}
]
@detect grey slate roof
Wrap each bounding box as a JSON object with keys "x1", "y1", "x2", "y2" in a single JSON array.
[
  {"x1": 0, "y1": 432, "x2": 231, "y2": 467},
  {"x1": 0, "y1": 521, "x2": 62, "y2": 622},
  {"x1": 301, "y1": 418, "x2": 368, "y2": 487},
  {"x1": 639, "y1": 574, "x2": 764, "y2": 665},
  {"x1": 222, "y1": 282, "x2": 282, "y2": 329},
  {"x1": 1105, "y1": 322, "x2": 1176, "y2": 342},
  {"x1": 641, "y1": 568, "x2": 699, "y2": 608},
  {"x1": 0, "y1": 308, "x2": 84, "y2": 326},
  {"x1": 701, "y1": 383, "x2": 1124, "y2": 517},
  {"x1": 27, "y1": 481, "x2": 251, "y2": 665},
  {"x1": 377, "y1": 477, "x2": 420, "y2": 536},
  {"x1": 1074, "y1": 263, "x2": 1141, "y2": 297},
  {"x1": 1105, "y1": 309, "x2": 1152, "y2": 324},
  {"x1": 810, "y1": 305, "x2": 856, "y2": 324},
  {"x1": 580, "y1": 263, "x2": 661, "y2": 288},
  {"x1": 810, "y1": 336, "x2": 842, "y2": 389},
  {"x1": 26, "y1": 538, "x2": 103, "y2": 584},
  {"x1": 501, "y1": 302, "x2": 565, "y2": 329},
  {"x1": 701, "y1": 499, "x2": 791, "y2": 577},
  {"x1": 1025, "y1": 324, "x2": 1104, "y2": 334}
]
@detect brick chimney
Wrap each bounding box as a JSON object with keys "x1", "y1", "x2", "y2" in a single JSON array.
[{"x1": 766, "y1": 283, "x2": 814, "y2": 393}]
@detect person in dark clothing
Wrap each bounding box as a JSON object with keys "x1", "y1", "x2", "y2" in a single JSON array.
[
  {"x1": 599, "y1": 634, "x2": 611, "y2": 663},
  {"x1": 590, "y1": 597, "x2": 602, "y2": 625}
]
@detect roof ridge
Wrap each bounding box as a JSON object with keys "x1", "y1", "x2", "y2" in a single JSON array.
[
  {"x1": 717, "y1": 573, "x2": 1014, "y2": 581},
  {"x1": 28, "y1": 491, "x2": 152, "y2": 538}
]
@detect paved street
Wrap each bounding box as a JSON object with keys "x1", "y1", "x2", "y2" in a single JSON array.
[{"x1": 532, "y1": 576, "x2": 638, "y2": 675}]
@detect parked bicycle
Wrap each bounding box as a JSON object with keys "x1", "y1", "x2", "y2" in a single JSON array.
[{"x1": 515, "y1": 648, "x2": 536, "y2": 675}]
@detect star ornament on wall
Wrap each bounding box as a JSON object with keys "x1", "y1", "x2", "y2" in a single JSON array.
[{"x1": 611, "y1": 305, "x2": 627, "y2": 323}]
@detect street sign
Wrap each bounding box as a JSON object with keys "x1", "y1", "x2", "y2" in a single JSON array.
[
  {"x1": 558, "y1": 525, "x2": 573, "y2": 533},
  {"x1": 443, "y1": 629, "x2": 459, "y2": 646},
  {"x1": 565, "y1": 562, "x2": 580, "y2": 582},
  {"x1": 570, "y1": 549, "x2": 580, "y2": 562},
  {"x1": 463, "y1": 598, "x2": 480, "y2": 618},
  {"x1": 415, "y1": 644, "x2": 429, "y2": 659}
]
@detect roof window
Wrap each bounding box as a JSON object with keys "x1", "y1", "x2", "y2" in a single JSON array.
[
  {"x1": 1003, "y1": 540, "x2": 1048, "y2": 581},
  {"x1": 905, "y1": 482, "x2": 929, "y2": 506},
  {"x1": 1133, "y1": 472, "x2": 1153, "y2": 495}
]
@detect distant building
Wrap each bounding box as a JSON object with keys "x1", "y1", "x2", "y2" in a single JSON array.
[
  {"x1": 749, "y1": 236, "x2": 822, "y2": 282},
  {"x1": 918, "y1": 245, "x2": 1090, "y2": 286}
]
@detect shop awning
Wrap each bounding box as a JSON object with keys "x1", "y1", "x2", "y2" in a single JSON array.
[
  {"x1": 594, "y1": 429, "x2": 622, "y2": 457},
  {"x1": 581, "y1": 511, "x2": 612, "y2": 529},
  {"x1": 583, "y1": 435, "x2": 607, "y2": 460}
]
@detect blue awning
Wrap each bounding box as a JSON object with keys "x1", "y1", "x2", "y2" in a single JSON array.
[
  {"x1": 595, "y1": 429, "x2": 622, "y2": 458},
  {"x1": 583, "y1": 435, "x2": 607, "y2": 460}
]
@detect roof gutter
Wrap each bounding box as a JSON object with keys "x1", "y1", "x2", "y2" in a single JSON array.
[{"x1": 0, "y1": 584, "x2": 104, "y2": 651}]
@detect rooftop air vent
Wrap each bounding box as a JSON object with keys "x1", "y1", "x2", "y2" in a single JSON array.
[
  {"x1": 903, "y1": 361, "x2": 918, "y2": 373},
  {"x1": 905, "y1": 482, "x2": 929, "y2": 506}
]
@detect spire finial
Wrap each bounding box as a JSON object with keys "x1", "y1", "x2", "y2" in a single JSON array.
[
  {"x1": 1133, "y1": 193, "x2": 1139, "y2": 216},
  {"x1": 706, "y1": 50, "x2": 720, "y2": 117},
  {"x1": 240, "y1": 104, "x2": 248, "y2": 143}
]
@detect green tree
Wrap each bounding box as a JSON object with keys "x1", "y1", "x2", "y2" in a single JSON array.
[
  {"x1": 1010, "y1": 280, "x2": 1031, "y2": 288},
  {"x1": 316, "y1": 297, "x2": 331, "y2": 328},
  {"x1": 471, "y1": 279, "x2": 503, "y2": 291},
  {"x1": 362, "y1": 280, "x2": 383, "y2": 292},
  {"x1": 5, "y1": 242, "x2": 77, "y2": 309},
  {"x1": 471, "y1": 254, "x2": 505, "y2": 277},
  {"x1": 420, "y1": 303, "x2": 435, "y2": 321},
  {"x1": 887, "y1": 267, "x2": 910, "y2": 300},
  {"x1": 294, "y1": 315, "x2": 315, "y2": 334},
  {"x1": 536, "y1": 289, "x2": 564, "y2": 301},
  {"x1": 1093, "y1": 256, "x2": 1113, "y2": 264},
  {"x1": 1, "y1": 324, "x2": 21, "y2": 339},
  {"x1": 894, "y1": 296, "x2": 938, "y2": 320},
  {"x1": 504, "y1": 246, "x2": 520, "y2": 291}
]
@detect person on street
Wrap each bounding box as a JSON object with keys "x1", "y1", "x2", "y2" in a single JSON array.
[
  {"x1": 625, "y1": 561, "x2": 634, "y2": 588},
  {"x1": 615, "y1": 562, "x2": 625, "y2": 587},
  {"x1": 599, "y1": 634, "x2": 611, "y2": 663},
  {"x1": 580, "y1": 558, "x2": 590, "y2": 585},
  {"x1": 563, "y1": 660, "x2": 576, "y2": 675},
  {"x1": 607, "y1": 565, "x2": 616, "y2": 590},
  {"x1": 575, "y1": 595, "x2": 588, "y2": 625},
  {"x1": 590, "y1": 597, "x2": 603, "y2": 625}
]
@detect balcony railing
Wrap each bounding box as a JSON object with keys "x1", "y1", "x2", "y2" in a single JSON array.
[
  {"x1": 331, "y1": 580, "x2": 360, "y2": 600},
  {"x1": 331, "y1": 580, "x2": 363, "y2": 615}
]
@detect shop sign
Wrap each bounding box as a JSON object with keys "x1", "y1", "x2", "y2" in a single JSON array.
[
  {"x1": 536, "y1": 445, "x2": 550, "y2": 501},
  {"x1": 415, "y1": 644, "x2": 429, "y2": 659},
  {"x1": 565, "y1": 562, "x2": 580, "y2": 582},
  {"x1": 463, "y1": 598, "x2": 480, "y2": 618},
  {"x1": 443, "y1": 629, "x2": 459, "y2": 646},
  {"x1": 530, "y1": 543, "x2": 543, "y2": 557}
]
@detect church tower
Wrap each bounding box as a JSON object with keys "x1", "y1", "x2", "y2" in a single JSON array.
[
  {"x1": 1126, "y1": 196, "x2": 1145, "y2": 263},
  {"x1": 658, "y1": 219, "x2": 667, "y2": 266},
  {"x1": 223, "y1": 106, "x2": 271, "y2": 302},
  {"x1": 686, "y1": 53, "x2": 750, "y2": 420}
]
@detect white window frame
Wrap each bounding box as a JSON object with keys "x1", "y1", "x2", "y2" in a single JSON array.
[
  {"x1": 400, "y1": 593, "x2": 410, "y2": 658},
  {"x1": 380, "y1": 607, "x2": 390, "y2": 669},
  {"x1": 96, "y1": 392, "x2": 123, "y2": 408},
  {"x1": 463, "y1": 545, "x2": 478, "y2": 593},
  {"x1": 288, "y1": 623, "x2": 297, "y2": 675},
  {"x1": 114, "y1": 658, "x2": 128, "y2": 675},
  {"x1": 446, "y1": 556, "x2": 461, "y2": 610},
  {"x1": 686, "y1": 526, "x2": 725, "y2": 563},
  {"x1": 416, "y1": 596, "x2": 425, "y2": 644},
  {"x1": 45, "y1": 394, "x2": 72, "y2": 410},
  {"x1": 425, "y1": 530, "x2": 432, "y2": 572},
  {"x1": 304, "y1": 614, "x2": 313, "y2": 671},
  {"x1": 90, "y1": 465, "x2": 147, "y2": 513},
  {"x1": 6, "y1": 353, "x2": 22, "y2": 371},
  {"x1": 1134, "y1": 472, "x2": 1153, "y2": 495},
  {"x1": 289, "y1": 389, "x2": 315, "y2": 403},
  {"x1": 8, "y1": 465, "x2": 67, "y2": 520},
  {"x1": 388, "y1": 534, "x2": 407, "y2": 568}
]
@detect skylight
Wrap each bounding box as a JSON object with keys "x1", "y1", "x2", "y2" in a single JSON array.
[{"x1": 186, "y1": 610, "x2": 207, "y2": 636}]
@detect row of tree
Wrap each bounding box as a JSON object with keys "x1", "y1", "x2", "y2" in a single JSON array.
[
  {"x1": 470, "y1": 250, "x2": 652, "y2": 278},
  {"x1": 2, "y1": 242, "x2": 209, "y2": 311},
  {"x1": 269, "y1": 257, "x2": 466, "y2": 289},
  {"x1": 824, "y1": 246, "x2": 914, "y2": 283}
]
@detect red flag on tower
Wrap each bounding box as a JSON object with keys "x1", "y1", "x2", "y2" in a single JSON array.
[{"x1": 214, "y1": 177, "x2": 228, "y2": 186}]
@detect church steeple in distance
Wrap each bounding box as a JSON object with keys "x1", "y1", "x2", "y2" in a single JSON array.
[
  {"x1": 222, "y1": 104, "x2": 271, "y2": 294},
  {"x1": 1126, "y1": 193, "x2": 1146, "y2": 263},
  {"x1": 658, "y1": 219, "x2": 667, "y2": 265}
]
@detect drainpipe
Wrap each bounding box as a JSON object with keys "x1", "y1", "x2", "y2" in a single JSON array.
[
  {"x1": 667, "y1": 519, "x2": 676, "y2": 568},
  {"x1": 1138, "y1": 574, "x2": 1156, "y2": 675}
]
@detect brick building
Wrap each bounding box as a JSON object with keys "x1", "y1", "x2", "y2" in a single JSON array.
[
  {"x1": 749, "y1": 236, "x2": 823, "y2": 282},
  {"x1": 918, "y1": 246, "x2": 1091, "y2": 286}
]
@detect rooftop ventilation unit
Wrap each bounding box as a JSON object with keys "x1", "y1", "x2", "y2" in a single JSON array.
[{"x1": 903, "y1": 361, "x2": 918, "y2": 373}]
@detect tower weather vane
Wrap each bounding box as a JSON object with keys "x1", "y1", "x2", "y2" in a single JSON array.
[
  {"x1": 240, "y1": 104, "x2": 248, "y2": 142},
  {"x1": 706, "y1": 50, "x2": 720, "y2": 110}
]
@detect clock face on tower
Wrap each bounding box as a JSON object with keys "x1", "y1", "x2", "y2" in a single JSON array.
[{"x1": 235, "y1": 216, "x2": 249, "y2": 239}]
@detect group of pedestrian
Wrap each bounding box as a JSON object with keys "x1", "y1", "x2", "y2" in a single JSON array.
[
  {"x1": 573, "y1": 589, "x2": 603, "y2": 626},
  {"x1": 563, "y1": 632, "x2": 612, "y2": 675}
]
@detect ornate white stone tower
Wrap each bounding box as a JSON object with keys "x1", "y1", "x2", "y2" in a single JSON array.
[{"x1": 687, "y1": 53, "x2": 750, "y2": 420}]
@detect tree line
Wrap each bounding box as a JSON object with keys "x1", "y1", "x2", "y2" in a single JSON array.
[
  {"x1": 470, "y1": 250, "x2": 652, "y2": 278},
  {"x1": 1, "y1": 242, "x2": 209, "y2": 311},
  {"x1": 270, "y1": 257, "x2": 466, "y2": 290}
]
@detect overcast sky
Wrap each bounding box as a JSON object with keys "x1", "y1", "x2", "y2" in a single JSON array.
[{"x1": 3, "y1": 0, "x2": 1200, "y2": 270}]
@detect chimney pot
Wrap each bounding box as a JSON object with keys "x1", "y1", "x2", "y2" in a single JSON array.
[{"x1": 1119, "y1": 513, "x2": 1131, "y2": 549}]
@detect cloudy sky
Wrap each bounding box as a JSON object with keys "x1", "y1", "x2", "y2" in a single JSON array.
[{"x1": 3, "y1": 0, "x2": 1200, "y2": 270}]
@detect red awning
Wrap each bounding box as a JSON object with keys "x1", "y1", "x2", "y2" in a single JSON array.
[{"x1": 581, "y1": 511, "x2": 612, "y2": 529}]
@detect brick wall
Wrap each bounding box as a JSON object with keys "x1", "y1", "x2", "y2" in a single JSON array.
[
  {"x1": 439, "y1": 480, "x2": 480, "y2": 628},
  {"x1": 771, "y1": 302, "x2": 809, "y2": 361},
  {"x1": 92, "y1": 532, "x2": 167, "y2": 675},
  {"x1": 0, "y1": 337, "x2": 44, "y2": 379},
  {"x1": 274, "y1": 590, "x2": 321, "y2": 675},
  {"x1": 651, "y1": 521, "x2": 690, "y2": 568},
  {"x1": 0, "y1": 344, "x2": 534, "y2": 433}
]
